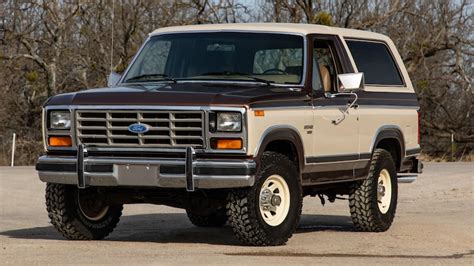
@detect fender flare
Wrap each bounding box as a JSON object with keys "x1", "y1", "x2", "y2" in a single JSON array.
[
  {"x1": 370, "y1": 125, "x2": 405, "y2": 168},
  {"x1": 254, "y1": 125, "x2": 305, "y2": 172}
]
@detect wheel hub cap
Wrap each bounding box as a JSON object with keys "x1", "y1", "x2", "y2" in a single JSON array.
[
  {"x1": 78, "y1": 189, "x2": 110, "y2": 221},
  {"x1": 259, "y1": 174, "x2": 291, "y2": 226},
  {"x1": 271, "y1": 195, "x2": 282, "y2": 206}
]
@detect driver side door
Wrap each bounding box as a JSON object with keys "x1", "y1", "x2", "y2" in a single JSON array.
[{"x1": 305, "y1": 35, "x2": 361, "y2": 182}]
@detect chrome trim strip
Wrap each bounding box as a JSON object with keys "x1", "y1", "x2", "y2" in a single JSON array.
[
  {"x1": 250, "y1": 106, "x2": 312, "y2": 111},
  {"x1": 42, "y1": 108, "x2": 47, "y2": 151},
  {"x1": 304, "y1": 176, "x2": 366, "y2": 186},
  {"x1": 305, "y1": 158, "x2": 370, "y2": 165},
  {"x1": 194, "y1": 174, "x2": 253, "y2": 179},
  {"x1": 37, "y1": 155, "x2": 257, "y2": 169},
  {"x1": 77, "y1": 144, "x2": 86, "y2": 188},
  {"x1": 86, "y1": 146, "x2": 188, "y2": 153},
  {"x1": 195, "y1": 160, "x2": 257, "y2": 167},
  {"x1": 185, "y1": 147, "x2": 195, "y2": 191},
  {"x1": 305, "y1": 152, "x2": 372, "y2": 164},
  {"x1": 86, "y1": 157, "x2": 185, "y2": 165},
  {"x1": 302, "y1": 159, "x2": 369, "y2": 173},
  {"x1": 357, "y1": 105, "x2": 420, "y2": 110}
]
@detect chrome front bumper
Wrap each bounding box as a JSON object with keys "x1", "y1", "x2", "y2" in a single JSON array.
[{"x1": 36, "y1": 148, "x2": 256, "y2": 190}]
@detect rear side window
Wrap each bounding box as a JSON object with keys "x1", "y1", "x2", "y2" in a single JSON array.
[{"x1": 346, "y1": 40, "x2": 403, "y2": 86}]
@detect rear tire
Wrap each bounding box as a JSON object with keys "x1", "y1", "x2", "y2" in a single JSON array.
[
  {"x1": 226, "y1": 152, "x2": 302, "y2": 246},
  {"x1": 46, "y1": 183, "x2": 123, "y2": 240},
  {"x1": 349, "y1": 148, "x2": 398, "y2": 232},
  {"x1": 186, "y1": 208, "x2": 228, "y2": 227}
]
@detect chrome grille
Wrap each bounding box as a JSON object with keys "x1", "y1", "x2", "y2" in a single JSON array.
[{"x1": 76, "y1": 110, "x2": 204, "y2": 147}]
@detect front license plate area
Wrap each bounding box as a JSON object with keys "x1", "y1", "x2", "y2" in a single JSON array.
[{"x1": 114, "y1": 164, "x2": 159, "y2": 186}]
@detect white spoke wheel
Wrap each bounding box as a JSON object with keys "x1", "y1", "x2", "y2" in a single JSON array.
[
  {"x1": 377, "y1": 169, "x2": 392, "y2": 214},
  {"x1": 259, "y1": 175, "x2": 291, "y2": 226}
]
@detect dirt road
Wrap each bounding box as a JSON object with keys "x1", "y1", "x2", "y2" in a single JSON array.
[{"x1": 0, "y1": 163, "x2": 473, "y2": 265}]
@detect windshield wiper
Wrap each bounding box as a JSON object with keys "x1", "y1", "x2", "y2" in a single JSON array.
[
  {"x1": 198, "y1": 71, "x2": 274, "y2": 86},
  {"x1": 124, "y1": 73, "x2": 177, "y2": 83}
]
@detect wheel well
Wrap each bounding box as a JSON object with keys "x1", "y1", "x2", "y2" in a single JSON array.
[
  {"x1": 264, "y1": 140, "x2": 299, "y2": 169},
  {"x1": 376, "y1": 138, "x2": 401, "y2": 170}
]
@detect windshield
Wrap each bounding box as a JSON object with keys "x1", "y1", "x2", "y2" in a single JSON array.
[{"x1": 122, "y1": 32, "x2": 305, "y2": 85}]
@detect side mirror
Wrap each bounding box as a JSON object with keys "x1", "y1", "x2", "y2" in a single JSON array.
[
  {"x1": 337, "y1": 73, "x2": 364, "y2": 92},
  {"x1": 107, "y1": 72, "x2": 121, "y2": 87}
]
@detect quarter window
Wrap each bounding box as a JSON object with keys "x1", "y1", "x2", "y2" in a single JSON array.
[{"x1": 346, "y1": 40, "x2": 403, "y2": 86}]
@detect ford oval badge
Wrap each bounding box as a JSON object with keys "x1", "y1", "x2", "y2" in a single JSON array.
[{"x1": 128, "y1": 123, "x2": 149, "y2": 134}]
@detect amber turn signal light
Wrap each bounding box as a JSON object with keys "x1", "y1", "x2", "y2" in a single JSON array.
[
  {"x1": 212, "y1": 138, "x2": 243, "y2": 150},
  {"x1": 254, "y1": 110, "x2": 265, "y2": 117},
  {"x1": 49, "y1": 136, "x2": 72, "y2": 147}
]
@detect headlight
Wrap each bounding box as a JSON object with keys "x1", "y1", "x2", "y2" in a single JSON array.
[
  {"x1": 50, "y1": 111, "x2": 71, "y2": 129},
  {"x1": 216, "y1": 112, "x2": 241, "y2": 132}
]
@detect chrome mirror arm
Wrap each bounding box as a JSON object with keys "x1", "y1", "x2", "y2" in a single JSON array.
[{"x1": 325, "y1": 92, "x2": 359, "y2": 125}]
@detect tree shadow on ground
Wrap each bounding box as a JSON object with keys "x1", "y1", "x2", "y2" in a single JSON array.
[{"x1": 0, "y1": 213, "x2": 355, "y2": 246}]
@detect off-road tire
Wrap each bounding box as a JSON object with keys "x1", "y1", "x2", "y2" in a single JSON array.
[
  {"x1": 226, "y1": 151, "x2": 302, "y2": 246},
  {"x1": 349, "y1": 148, "x2": 398, "y2": 232},
  {"x1": 45, "y1": 183, "x2": 123, "y2": 240},
  {"x1": 186, "y1": 208, "x2": 228, "y2": 227}
]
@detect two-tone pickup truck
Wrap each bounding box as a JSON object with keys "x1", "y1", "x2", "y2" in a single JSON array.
[{"x1": 37, "y1": 23, "x2": 422, "y2": 246}]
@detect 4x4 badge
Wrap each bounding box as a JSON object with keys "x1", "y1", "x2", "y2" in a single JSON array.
[{"x1": 128, "y1": 123, "x2": 150, "y2": 134}]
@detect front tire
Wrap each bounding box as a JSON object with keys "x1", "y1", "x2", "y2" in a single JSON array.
[
  {"x1": 349, "y1": 148, "x2": 398, "y2": 232},
  {"x1": 46, "y1": 183, "x2": 123, "y2": 240},
  {"x1": 226, "y1": 152, "x2": 302, "y2": 246}
]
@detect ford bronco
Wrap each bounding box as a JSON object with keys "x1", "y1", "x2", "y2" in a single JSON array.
[{"x1": 37, "y1": 23, "x2": 422, "y2": 246}]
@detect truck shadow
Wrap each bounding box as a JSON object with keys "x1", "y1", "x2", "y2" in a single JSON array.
[{"x1": 0, "y1": 213, "x2": 354, "y2": 245}]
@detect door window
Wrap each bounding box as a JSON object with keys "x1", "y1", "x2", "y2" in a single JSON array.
[{"x1": 313, "y1": 40, "x2": 341, "y2": 93}]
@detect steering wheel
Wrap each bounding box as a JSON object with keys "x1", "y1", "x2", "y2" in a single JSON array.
[{"x1": 263, "y1": 68, "x2": 287, "y2": 75}]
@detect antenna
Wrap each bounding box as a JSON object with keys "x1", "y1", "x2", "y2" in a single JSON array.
[{"x1": 110, "y1": 0, "x2": 115, "y2": 72}]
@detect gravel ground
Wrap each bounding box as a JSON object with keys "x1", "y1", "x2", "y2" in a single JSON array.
[{"x1": 0, "y1": 162, "x2": 473, "y2": 265}]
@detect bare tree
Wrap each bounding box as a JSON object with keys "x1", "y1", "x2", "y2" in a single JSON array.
[{"x1": 0, "y1": 0, "x2": 472, "y2": 164}]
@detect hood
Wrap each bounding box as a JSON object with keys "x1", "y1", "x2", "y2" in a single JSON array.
[{"x1": 45, "y1": 82, "x2": 310, "y2": 108}]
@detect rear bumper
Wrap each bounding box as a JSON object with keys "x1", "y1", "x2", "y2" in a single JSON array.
[
  {"x1": 36, "y1": 151, "x2": 256, "y2": 190},
  {"x1": 398, "y1": 150, "x2": 423, "y2": 184},
  {"x1": 401, "y1": 151, "x2": 423, "y2": 174}
]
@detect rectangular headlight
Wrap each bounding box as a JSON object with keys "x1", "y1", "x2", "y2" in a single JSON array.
[
  {"x1": 50, "y1": 111, "x2": 71, "y2": 129},
  {"x1": 216, "y1": 112, "x2": 242, "y2": 132}
]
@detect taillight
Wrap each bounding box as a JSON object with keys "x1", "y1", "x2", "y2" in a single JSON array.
[{"x1": 417, "y1": 110, "x2": 421, "y2": 145}]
